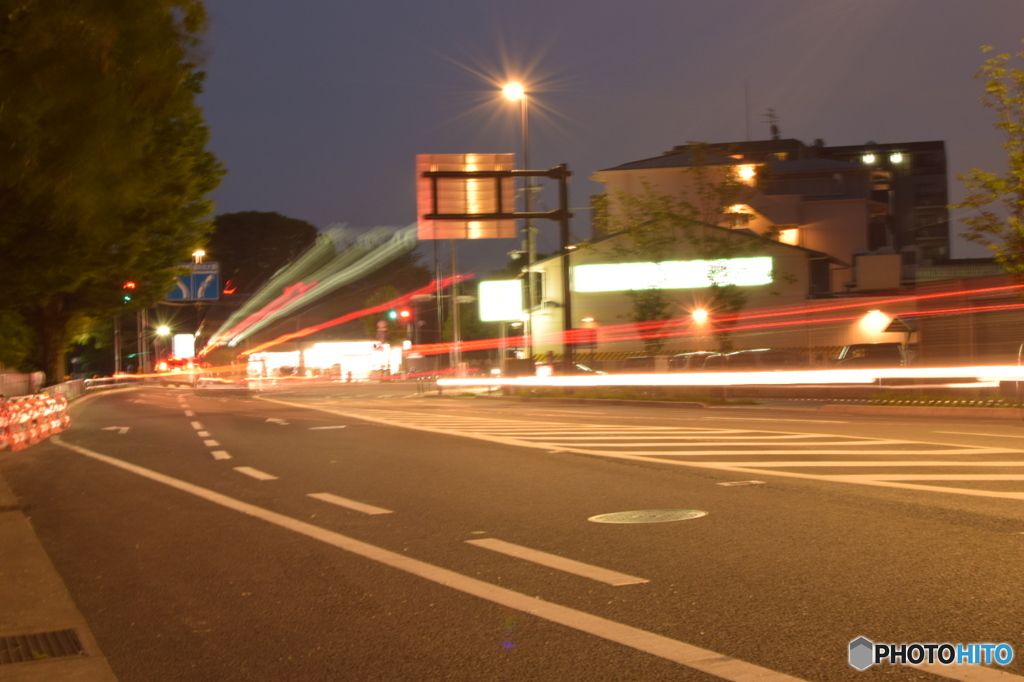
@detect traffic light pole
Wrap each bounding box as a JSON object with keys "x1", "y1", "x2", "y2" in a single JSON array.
[{"x1": 422, "y1": 164, "x2": 575, "y2": 375}]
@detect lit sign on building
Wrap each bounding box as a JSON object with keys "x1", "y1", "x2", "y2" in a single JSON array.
[{"x1": 573, "y1": 257, "x2": 773, "y2": 292}]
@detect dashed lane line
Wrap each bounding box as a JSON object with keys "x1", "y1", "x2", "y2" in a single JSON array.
[
  {"x1": 234, "y1": 466, "x2": 278, "y2": 481},
  {"x1": 50, "y1": 437, "x2": 808, "y2": 682},
  {"x1": 307, "y1": 492, "x2": 392, "y2": 515}
]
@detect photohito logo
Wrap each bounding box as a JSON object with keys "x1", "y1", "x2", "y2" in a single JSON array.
[{"x1": 849, "y1": 637, "x2": 1014, "y2": 670}]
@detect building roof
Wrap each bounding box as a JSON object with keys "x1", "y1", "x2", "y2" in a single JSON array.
[
  {"x1": 529, "y1": 223, "x2": 846, "y2": 269},
  {"x1": 766, "y1": 158, "x2": 861, "y2": 173},
  {"x1": 598, "y1": 151, "x2": 747, "y2": 173}
]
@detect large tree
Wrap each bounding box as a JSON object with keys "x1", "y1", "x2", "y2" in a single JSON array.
[
  {"x1": 954, "y1": 42, "x2": 1024, "y2": 272},
  {"x1": 0, "y1": 1, "x2": 224, "y2": 381},
  {"x1": 208, "y1": 212, "x2": 319, "y2": 295}
]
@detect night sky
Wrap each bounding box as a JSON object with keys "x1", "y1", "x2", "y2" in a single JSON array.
[{"x1": 197, "y1": 0, "x2": 1023, "y2": 269}]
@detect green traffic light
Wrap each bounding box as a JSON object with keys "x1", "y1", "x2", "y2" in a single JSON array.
[{"x1": 387, "y1": 310, "x2": 398, "y2": 320}]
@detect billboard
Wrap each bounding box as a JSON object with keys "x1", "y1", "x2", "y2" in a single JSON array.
[{"x1": 416, "y1": 153, "x2": 517, "y2": 240}]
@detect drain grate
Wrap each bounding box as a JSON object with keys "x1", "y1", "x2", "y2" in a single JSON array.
[
  {"x1": 0, "y1": 629, "x2": 85, "y2": 665},
  {"x1": 588, "y1": 509, "x2": 708, "y2": 524}
]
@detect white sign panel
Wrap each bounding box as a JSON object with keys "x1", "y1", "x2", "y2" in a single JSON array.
[{"x1": 478, "y1": 280, "x2": 524, "y2": 322}]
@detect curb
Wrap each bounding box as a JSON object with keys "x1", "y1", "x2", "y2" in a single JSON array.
[{"x1": 0, "y1": 471, "x2": 118, "y2": 681}]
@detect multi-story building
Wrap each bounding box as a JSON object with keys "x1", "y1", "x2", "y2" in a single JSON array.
[{"x1": 592, "y1": 137, "x2": 951, "y2": 287}]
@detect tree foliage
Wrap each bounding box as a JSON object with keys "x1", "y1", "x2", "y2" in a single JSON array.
[
  {"x1": 208, "y1": 212, "x2": 319, "y2": 295},
  {"x1": 0, "y1": 1, "x2": 224, "y2": 381},
  {"x1": 594, "y1": 150, "x2": 762, "y2": 353},
  {"x1": 954, "y1": 42, "x2": 1024, "y2": 273}
]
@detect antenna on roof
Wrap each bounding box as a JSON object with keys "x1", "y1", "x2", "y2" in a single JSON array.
[
  {"x1": 764, "y1": 108, "x2": 780, "y2": 140},
  {"x1": 744, "y1": 80, "x2": 751, "y2": 141}
]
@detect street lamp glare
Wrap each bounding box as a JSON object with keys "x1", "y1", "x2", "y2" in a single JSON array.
[
  {"x1": 502, "y1": 81, "x2": 526, "y2": 101},
  {"x1": 156, "y1": 325, "x2": 171, "y2": 336}
]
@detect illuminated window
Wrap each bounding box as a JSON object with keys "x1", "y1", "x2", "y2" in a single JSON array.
[
  {"x1": 737, "y1": 165, "x2": 757, "y2": 184},
  {"x1": 778, "y1": 228, "x2": 799, "y2": 246}
]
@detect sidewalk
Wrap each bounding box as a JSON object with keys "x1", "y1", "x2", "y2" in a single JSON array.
[{"x1": 0, "y1": 471, "x2": 117, "y2": 681}]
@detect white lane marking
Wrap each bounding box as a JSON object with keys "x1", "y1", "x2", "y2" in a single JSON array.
[
  {"x1": 51, "y1": 437, "x2": 801, "y2": 682},
  {"x1": 917, "y1": 661, "x2": 1024, "y2": 681},
  {"x1": 937, "y1": 431, "x2": 1024, "y2": 440},
  {"x1": 308, "y1": 425, "x2": 348, "y2": 431},
  {"x1": 203, "y1": 439, "x2": 220, "y2": 447},
  {"x1": 846, "y1": 474, "x2": 1024, "y2": 482},
  {"x1": 266, "y1": 417, "x2": 289, "y2": 425},
  {"x1": 466, "y1": 538, "x2": 648, "y2": 586},
  {"x1": 259, "y1": 398, "x2": 1024, "y2": 502},
  {"x1": 307, "y1": 492, "x2": 392, "y2": 515},
  {"x1": 234, "y1": 466, "x2": 278, "y2": 481},
  {"x1": 712, "y1": 461, "x2": 1024, "y2": 468},
  {"x1": 511, "y1": 434, "x2": 837, "y2": 441},
  {"x1": 190, "y1": 421, "x2": 203, "y2": 430},
  {"x1": 101, "y1": 426, "x2": 130, "y2": 435},
  {"x1": 698, "y1": 416, "x2": 850, "y2": 424},
  {"x1": 587, "y1": 449, "x2": 1010, "y2": 456},
  {"x1": 184, "y1": 410, "x2": 195, "y2": 417},
  {"x1": 210, "y1": 451, "x2": 232, "y2": 460},
  {"x1": 197, "y1": 431, "x2": 211, "y2": 438}
]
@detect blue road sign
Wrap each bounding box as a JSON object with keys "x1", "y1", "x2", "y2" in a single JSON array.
[{"x1": 167, "y1": 262, "x2": 220, "y2": 301}]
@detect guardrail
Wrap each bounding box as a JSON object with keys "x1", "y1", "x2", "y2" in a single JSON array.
[{"x1": 0, "y1": 393, "x2": 71, "y2": 452}]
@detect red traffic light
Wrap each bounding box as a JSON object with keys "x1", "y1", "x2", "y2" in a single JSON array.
[
  {"x1": 398, "y1": 308, "x2": 412, "y2": 319},
  {"x1": 123, "y1": 281, "x2": 137, "y2": 289}
]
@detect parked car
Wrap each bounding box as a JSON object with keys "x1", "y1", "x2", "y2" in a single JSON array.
[
  {"x1": 699, "y1": 349, "x2": 806, "y2": 371},
  {"x1": 669, "y1": 352, "x2": 715, "y2": 371},
  {"x1": 621, "y1": 356, "x2": 659, "y2": 372},
  {"x1": 725, "y1": 348, "x2": 808, "y2": 370},
  {"x1": 834, "y1": 343, "x2": 905, "y2": 368}
]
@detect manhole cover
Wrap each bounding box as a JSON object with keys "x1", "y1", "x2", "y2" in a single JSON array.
[{"x1": 588, "y1": 509, "x2": 708, "y2": 524}]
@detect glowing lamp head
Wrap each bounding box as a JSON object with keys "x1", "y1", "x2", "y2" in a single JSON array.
[
  {"x1": 156, "y1": 325, "x2": 171, "y2": 336},
  {"x1": 862, "y1": 153, "x2": 876, "y2": 165},
  {"x1": 691, "y1": 309, "x2": 709, "y2": 323},
  {"x1": 502, "y1": 81, "x2": 526, "y2": 101}
]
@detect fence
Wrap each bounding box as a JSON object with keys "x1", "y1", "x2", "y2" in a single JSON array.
[{"x1": 0, "y1": 372, "x2": 45, "y2": 398}]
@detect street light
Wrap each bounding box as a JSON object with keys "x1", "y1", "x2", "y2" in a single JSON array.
[{"x1": 502, "y1": 80, "x2": 536, "y2": 358}]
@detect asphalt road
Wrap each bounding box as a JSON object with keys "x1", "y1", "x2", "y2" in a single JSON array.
[{"x1": 3, "y1": 384, "x2": 1024, "y2": 681}]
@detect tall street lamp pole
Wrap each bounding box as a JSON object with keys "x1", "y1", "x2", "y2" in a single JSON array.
[{"x1": 502, "y1": 81, "x2": 535, "y2": 359}]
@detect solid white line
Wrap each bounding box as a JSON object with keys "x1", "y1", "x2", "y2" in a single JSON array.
[
  {"x1": 917, "y1": 660, "x2": 1024, "y2": 681},
  {"x1": 234, "y1": 466, "x2": 277, "y2": 481},
  {"x1": 847, "y1": 474, "x2": 1024, "y2": 481},
  {"x1": 512, "y1": 434, "x2": 829, "y2": 441},
  {"x1": 710, "y1": 461, "x2": 1024, "y2": 468},
  {"x1": 210, "y1": 451, "x2": 232, "y2": 460},
  {"x1": 603, "y1": 449, "x2": 1006, "y2": 456},
  {"x1": 190, "y1": 421, "x2": 204, "y2": 430},
  {"x1": 52, "y1": 437, "x2": 801, "y2": 681},
  {"x1": 307, "y1": 492, "x2": 392, "y2": 515},
  {"x1": 937, "y1": 431, "x2": 1024, "y2": 440},
  {"x1": 466, "y1": 538, "x2": 648, "y2": 586},
  {"x1": 203, "y1": 439, "x2": 220, "y2": 447}
]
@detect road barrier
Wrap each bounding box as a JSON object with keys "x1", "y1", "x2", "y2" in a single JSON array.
[{"x1": 0, "y1": 393, "x2": 71, "y2": 452}]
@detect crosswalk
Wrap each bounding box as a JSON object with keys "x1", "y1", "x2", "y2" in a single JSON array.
[{"x1": 326, "y1": 407, "x2": 1024, "y2": 502}]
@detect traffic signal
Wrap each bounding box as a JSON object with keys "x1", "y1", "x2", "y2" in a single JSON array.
[
  {"x1": 397, "y1": 308, "x2": 412, "y2": 320},
  {"x1": 122, "y1": 281, "x2": 136, "y2": 304},
  {"x1": 387, "y1": 309, "x2": 398, "y2": 320}
]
